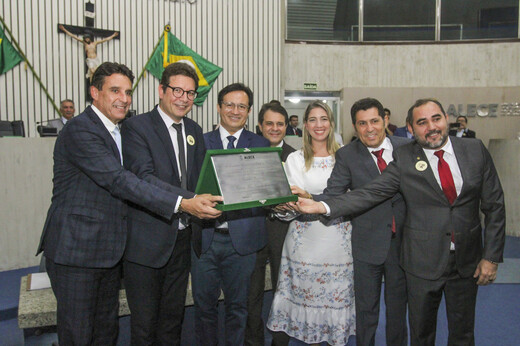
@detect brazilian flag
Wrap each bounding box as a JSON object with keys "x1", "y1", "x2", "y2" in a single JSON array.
[
  {"x1": 146, "y1": 27, "x2": 222, "y2": 106},
  {"x1": 0, "y1": 25, "x2": 23, "y2": 75}
]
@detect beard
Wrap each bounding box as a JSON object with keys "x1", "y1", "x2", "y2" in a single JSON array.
[{"x1": 415, "y1": 129, "x2": 448, "y2": 149}]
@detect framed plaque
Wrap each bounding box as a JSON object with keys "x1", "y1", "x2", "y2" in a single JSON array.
[{"x1": 195, "y1": 147, "x2": 297, "y2": 211}]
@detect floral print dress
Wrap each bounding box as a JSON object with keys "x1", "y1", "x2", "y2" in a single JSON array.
[{"x1": 267, "y1": 150, "x2": 356, "y2": 345}]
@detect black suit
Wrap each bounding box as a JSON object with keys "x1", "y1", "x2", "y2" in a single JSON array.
[
  {"x1": 316, "y1": 136, "x2": 409, "y2": 346},
  {"x1": 121, "y1": 106, "x2": 206, "y2": 345},
  {"x1": 449, "y1": 128, "x2": 476, "y2": 138},
  {"x1": 245, "y1": 141, "x2": 296, "y2": 346},
  {"x1": 323, "y1": 137, "x2": 505, "y2": 345},
  {"x1": 37, "y1": 106, "x2": 180, "y2": 345}
]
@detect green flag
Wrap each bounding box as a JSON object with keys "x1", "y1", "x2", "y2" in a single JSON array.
[
  {"x1": 146, "y1": 29, "x2": 222, "y2": 106},
  {"x1": 0, "y1": 25, "x2": 23, "y2": 75}
]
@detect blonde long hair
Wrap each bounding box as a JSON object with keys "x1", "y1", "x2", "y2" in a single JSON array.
[{"x1": 302, "y1": 100, "x2": 340, "y2": 170}]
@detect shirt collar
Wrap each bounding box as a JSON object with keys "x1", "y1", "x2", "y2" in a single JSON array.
[
  {"x1": 91, "y1": 104, "x2": 118, "y2": 133},
  {"x1": 366, "y1": 136, "x2": 392, "y2": 153},
  {"x1": 422, "y1": 136, "x2": 455, "y2": 160},
  {"x1": 219, "y1": 126, "x2": 243, "y2": 142},
  {"x1": 157, "y1": 105, "x2": 184, "y2": 128}
]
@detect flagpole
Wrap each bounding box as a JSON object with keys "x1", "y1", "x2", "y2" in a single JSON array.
[
  {"x1": 132, "y1": 24, "x2": 170, "y2": 93},
  {"x1": 0, "y1": 16, "x2": 61, "y2": 117}
]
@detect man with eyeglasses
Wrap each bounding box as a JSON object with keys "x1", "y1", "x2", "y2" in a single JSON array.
[
  {"x1": 121, "y1": 62, "x2": 222, "y2": 345},
  {"x1": 191, "y1": 83, "x2": 270, "y2": 345}
]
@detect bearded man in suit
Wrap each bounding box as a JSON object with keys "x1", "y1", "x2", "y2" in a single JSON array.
[{"x1": 293, "y1": 98, "x2": 505, "y2": 346}]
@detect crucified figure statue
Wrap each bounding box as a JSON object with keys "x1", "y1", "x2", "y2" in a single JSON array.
[{"x1": 59, "y1": 24, "x2": 118, "y2": 81}]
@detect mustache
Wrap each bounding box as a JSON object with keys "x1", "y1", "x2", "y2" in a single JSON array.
[{"x1": 426, "y1": 130, "x2": 442, "y2": 138}]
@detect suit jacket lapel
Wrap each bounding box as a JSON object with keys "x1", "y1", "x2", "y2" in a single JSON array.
[
  {"x1": 451, "y1": 138, "x2": 470, "y2": 202},
  {"x1": 412, "y1": 142, "x2": 449, "y2": 203},
  {"x1": 184, "y1": 120, "x2": 196, "y2": 182},
  {"x1": 355, "y1": 140, "x2": 381, "y2": 180},
  {"x1": 85, "y1": 107, "x2": 120, "y2": 161},
  {"x1": 208, "y1": 130, "x2": 223, "y2": 149},
  {"x1": 151, "y1": 108, "x2": 181, "y2": 181},
  {"x1": 236, "y1": 130, "x2": 252, "y2": 149}
]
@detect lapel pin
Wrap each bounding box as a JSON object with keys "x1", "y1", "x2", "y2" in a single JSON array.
[
  {"x1": 187, "y1": 135, "x2": 195, "y2": 146},
  {"x1": 415, "y1": 160, "x2": 428, "y2": 171}
]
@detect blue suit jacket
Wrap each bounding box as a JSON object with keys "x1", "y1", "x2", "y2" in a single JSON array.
[
  {"x1": 193, "y1": 129, "x2": 270, "y2": 256},
  {"x1": 37, "y1": 106, "x2": 179, "y2": 268},
  {"x1": 121, "y1": 107, "x2": 206, "y2": 268},
  {"x1": 393, "y1": 126, "x2": 413, "y2": 139}
]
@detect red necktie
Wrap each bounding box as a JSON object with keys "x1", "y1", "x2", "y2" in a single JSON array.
[
  {"x1": 434, "y1": 150, "x2": 457, "y2": 204},
  {"x1": 372, "y1": 149, "x2": 396, "y2": 234},
  {"x1": 434, "y1": 150, "x2": 457, "y2": 243}
]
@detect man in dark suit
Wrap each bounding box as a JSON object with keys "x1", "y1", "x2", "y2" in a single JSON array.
[
  {"x1": 449, "y1": 115, "x2": 476, "y2": 138},
  {"x1": 313, "y1": 98, "x2": 409, "y2": 346},
  {"x1": 286, "y1": 115, "x2": 303, "y2": 136},
  {"x1": 191, "y1": 83, "x2": 270, "y2": 345},
  {"x1": 37, "y1": 62, "x2": 221, "y2": 345},
  {"x1": 245, "y1": 100, "x2": 295, "y2": 346},
  {"x1": 384, "y1": 107, "x2": 398, "y2": 135},
  {"x1": 393, "y1": 125, "x2": 414, "y2": 139},
  {"x1": 121, "y1": 62, "x2": 221, "y2": 345},
  {"x1": 293, "y1": 98, "x2": 505, "y2": 346}
]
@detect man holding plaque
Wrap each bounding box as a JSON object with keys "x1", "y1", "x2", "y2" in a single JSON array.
[
  {"x1": 292, "y1": 98, "x2": 505, "y2": 346},
  {"x1": 246, "y1": 100, "x2": 296, "y2": 346},
  {"x1": 191, "y1": 83, "x2": 269, "y2": 345},
  {"x1": 121, "y1": 62, "x2": 222, "y2": 345},
  {"x1": 37, "y1": 62, "x2": 218, "y2": 345}
]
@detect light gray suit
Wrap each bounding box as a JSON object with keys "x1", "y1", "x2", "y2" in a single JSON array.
[
  {"x1": 315, "y1": 135, "x2": 409, "y2": 346},
  {"x1": 323, "y1": 136, "x2": 505, "y2": 345}
]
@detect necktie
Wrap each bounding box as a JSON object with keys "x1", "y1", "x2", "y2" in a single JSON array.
[
  {"x1": 293, "y1": 127, "x2": 298, "y2": 135},
  {"x1": 112, "y1": 126, "x2": 123, "y2": 164},
  {"x1": 434, "y1": 150, "x2": 457, "y2": 204},
  {"x1": 227, "y1": 135, "x2": 236, "y2": 149},
  {"x1": 372, "y1": 148, "x2": 387, "y2": 172},
  {"x1": 435, "y1": 150, "x2": 457, "y2": 243},
  {"x1": 372, "y1": 149, "x2": 396, "y2": 235},
  {"x1": 172, "y1": 123, "x2": 187, "y2": 190}
]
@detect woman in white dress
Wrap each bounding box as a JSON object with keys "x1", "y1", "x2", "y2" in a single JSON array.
[{"x1": 267, "y1": 101, "x2": 355, "y2": 345}]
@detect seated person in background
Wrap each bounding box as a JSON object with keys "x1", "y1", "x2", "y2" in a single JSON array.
[
  {"x1": 393, "y1": 125, "x2": 414, "y2": 139},
  {"x1": 449, "y1": 115, "x2": 476, "y2": 138},
  {"x1": 384, "y1": 107, "x2": 397, "y2": 135},
  {"x1": 286, "y1": 115, "x2": 303, "y2": 136},
  {"x1": 47, "y1": 99, "x2": 76, "y2": 133}
]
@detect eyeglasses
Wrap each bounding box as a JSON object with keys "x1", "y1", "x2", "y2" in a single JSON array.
[
  {"x1": 221, "y1": 101, "x2": 250, "y2": 113},
  {"x1": 166, "y1": 85, "x2": 198, "y2": 100}
]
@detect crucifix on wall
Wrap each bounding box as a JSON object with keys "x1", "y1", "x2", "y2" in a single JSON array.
[{"x1": 58, "y1": 24, "x2": 119, "y2": 82}]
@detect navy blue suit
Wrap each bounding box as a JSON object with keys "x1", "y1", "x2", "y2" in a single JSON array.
[
  {"x1": 121, "y1": 106, "x2": 206, "y2": 344},
  {"x1": 191, "y1": 128, "x2": 269, "y2": 345},
  {"x1": 393, "y1": 126, "x2": 413, "y2": 139},
  {"x1": 286, "y1": 126, "x2": 302, "y2": 137},
  {"x1": 37, "y1": 106, "x2": 179, "y2": 345}
]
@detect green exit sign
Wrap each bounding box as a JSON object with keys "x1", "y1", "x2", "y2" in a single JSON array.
[{"x1": 303, "y1": 82, "x2": 317, "y2": 90}]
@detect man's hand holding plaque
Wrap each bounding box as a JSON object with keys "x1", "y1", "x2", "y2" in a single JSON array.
[{"x1": 180, "y1": 194, "x2": 223, "y2": 219}]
